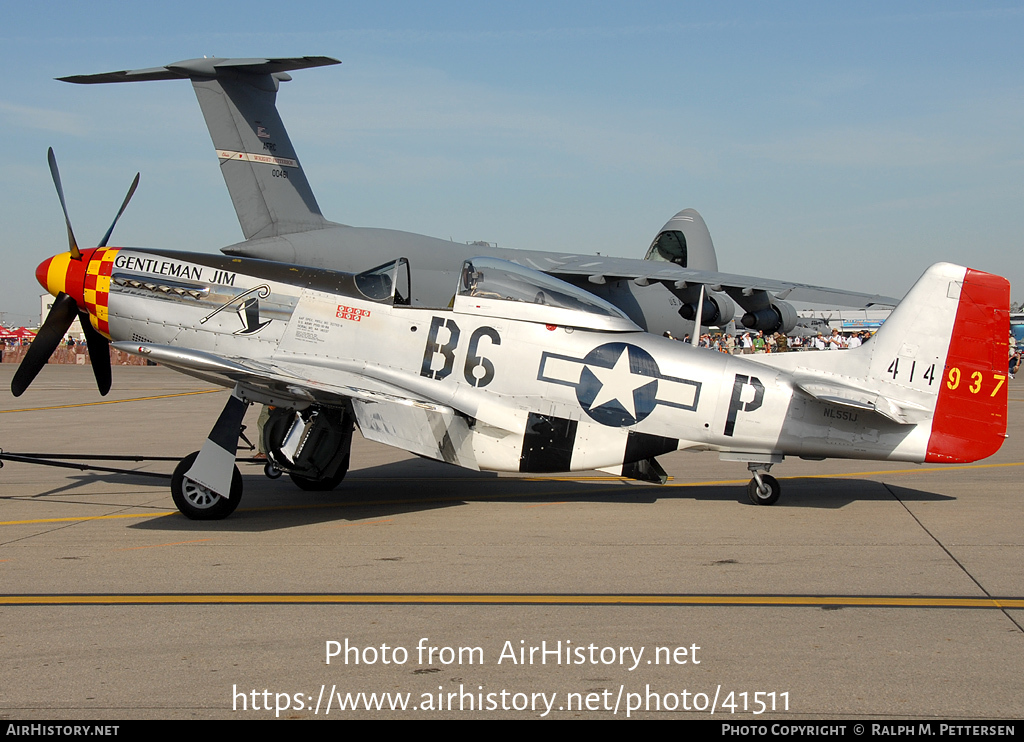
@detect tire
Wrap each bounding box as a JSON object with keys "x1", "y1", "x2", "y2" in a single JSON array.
[
  {"x1": 747, "y1": 474, "x2": 781, "y2": 506},
  {"x1": 171, "y1": 451, "x2": 243, "y2": 520},
  {"x1": 289, "y1": 467, "x2": 347, "y2": 492}
]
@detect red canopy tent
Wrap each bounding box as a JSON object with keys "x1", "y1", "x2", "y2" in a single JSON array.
[{"x1": 0, "y1": 327, "x2": 37, "y2": 345}]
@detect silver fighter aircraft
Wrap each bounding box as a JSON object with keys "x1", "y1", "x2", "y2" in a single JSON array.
[
  {"x1": 13, "y1": 153, "x2": 1010, "y2": 519},
  {"x1": 59, "y1": 56, "x2": 896, "y2": 339}
]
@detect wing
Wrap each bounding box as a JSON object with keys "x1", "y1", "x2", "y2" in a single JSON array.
[
  {"x1": 524, "y1": 254, "x2": 898, "y2": 308},
  {"x1": 113, "y1": 342, "x2": 490, "y2": 469}
]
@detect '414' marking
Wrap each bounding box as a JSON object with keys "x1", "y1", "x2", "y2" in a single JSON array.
[{"x1": 887, "y1": 358, "x2": 936, "y2": 385}]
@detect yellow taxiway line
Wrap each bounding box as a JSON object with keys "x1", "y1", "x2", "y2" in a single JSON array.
[
  {"x1": 0, "y1": 388, "x2": 224, "y2": 414},
  {"x1": 0, "y1": 593, "x2": 1021, "y2": 608}
]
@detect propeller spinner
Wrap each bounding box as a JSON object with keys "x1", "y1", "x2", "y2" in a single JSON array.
[{"x1": 11, "y1": 149, "x2": 139, "y2": 397}]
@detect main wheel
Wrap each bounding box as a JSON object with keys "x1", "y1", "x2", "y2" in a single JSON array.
[
  {"x1": 171, "y1": 451, "x2": 243, "y2": 520},
  {"x1": 747, "y1": 474, "x2": 781, "y2": 506},
  {"x1": 289, "y1": 467, "x2": 347, "y2": 492}
]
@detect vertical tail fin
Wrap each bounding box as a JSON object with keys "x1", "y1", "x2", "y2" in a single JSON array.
[
  {"x1": 862, "y1": 263, "x2": 1009, "y2": 462},
  {"x1": 783, "y1": 263, "x2": 1009, "y2": 463},
  {"x1": 61, "y1": 56, "x2": 339, "y2": 240}
]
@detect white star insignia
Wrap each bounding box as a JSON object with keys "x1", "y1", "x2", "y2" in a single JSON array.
[{"x1": 586, "y1": 347, "x2": 653, "y2": 418}]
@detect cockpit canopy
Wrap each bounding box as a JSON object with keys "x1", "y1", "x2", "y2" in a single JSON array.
[
  {"x1": 353, "y1": 258, "x2": 411, "y2": 305},
  {"x1": 453, "y1": 257, "x2": 640, "y2": 332}
]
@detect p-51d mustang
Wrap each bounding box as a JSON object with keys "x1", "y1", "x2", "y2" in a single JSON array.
[
  {"x1": 59, "y1": 56, "x2": 897, "y2": 339},
  {"x1": 13, "y1": 152, "x2": 1009, "y2": 518}
]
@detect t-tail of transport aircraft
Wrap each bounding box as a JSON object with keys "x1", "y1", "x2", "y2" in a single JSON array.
[{"x1": 60, "y1": 56, "x2": 896, "y2": 341}]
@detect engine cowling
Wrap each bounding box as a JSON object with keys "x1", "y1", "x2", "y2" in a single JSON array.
[
  {"x1": 740, "y1": 299, "x2": 797, "y2": 334},
  {"x1": 678, "y1": 292, "x2": 735, "y2": 327}
]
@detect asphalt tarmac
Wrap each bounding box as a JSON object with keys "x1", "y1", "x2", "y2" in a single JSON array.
[{"x1": 1, "y1": 364, "x2": 1021, "y2": 719}]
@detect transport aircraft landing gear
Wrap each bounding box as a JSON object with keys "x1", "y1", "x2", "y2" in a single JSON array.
[
  {"x1": 171, "y1": 451, "x2": 242, "y2": 520},
  {"x1": 746, "y1": 463, "x2": 780, "y2": 506}
]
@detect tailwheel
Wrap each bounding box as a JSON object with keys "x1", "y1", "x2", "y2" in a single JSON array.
[
  {"x1": 747, "y1": 473, "x2": 780, "y2": 506},
  {"x1": 171, "y1": 451, "x2": 243, "y2": 520}
]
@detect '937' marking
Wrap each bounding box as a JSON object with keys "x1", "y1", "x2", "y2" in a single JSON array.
[{"x1": 946, "y1": 367, "x2": 1005, "y2": 396}]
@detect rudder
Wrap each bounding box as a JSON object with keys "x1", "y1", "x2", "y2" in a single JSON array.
[{"x1": 925, "y1": 268, "x2": 1010, "y2": 462}]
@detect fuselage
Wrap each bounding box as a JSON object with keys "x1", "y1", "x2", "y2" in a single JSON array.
[{"x1": 38, "y1": 245, "x2": 935, "y2": 474}]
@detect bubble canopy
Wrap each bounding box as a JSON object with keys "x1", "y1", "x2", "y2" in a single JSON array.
[{"x1": 453, "y1": 257, "x2": 640, "y2": 332}]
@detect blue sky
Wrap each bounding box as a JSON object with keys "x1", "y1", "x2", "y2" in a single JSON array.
[{"x1": 2, "y1": 1, "x2": 1021, "y2": 324}]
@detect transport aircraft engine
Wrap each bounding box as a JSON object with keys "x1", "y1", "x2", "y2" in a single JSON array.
[
  {"x1": 741, "y1": 299, "x2": 797, "y2": 334},
  {"x1": 678, "y1": 292, "x2": 735, "y2": 327}
]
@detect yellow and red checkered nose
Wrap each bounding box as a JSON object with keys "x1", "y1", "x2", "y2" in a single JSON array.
[{"x1": 34, "y1": 248, "x2": 119, "y2": 338}]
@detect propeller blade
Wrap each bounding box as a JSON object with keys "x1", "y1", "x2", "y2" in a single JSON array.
[
  {"x1": 11, "y1": 293, "x2": 79, "y2": 397},
  {"x1": 31, "y1": 151, "x2": 137, "y2": 397},
  {"x1": 98, "y1": 172, "x2": 140, "y2": 248},
  {"x1": 47, "y1": 148, "x2": 81, "y2": 261},
  {"x1": 78, "y1": 310, "x2": 112, "y2": 396}
]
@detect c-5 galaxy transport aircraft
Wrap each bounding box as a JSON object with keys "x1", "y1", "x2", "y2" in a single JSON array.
[
  {"x1": 60, "y1": 56, "x2": 895, "y2": 338},
  {"x1": 12, "y1": 150, "x2": 1009, "y2": 520}
]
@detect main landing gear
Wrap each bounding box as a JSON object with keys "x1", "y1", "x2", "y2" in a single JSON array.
[
  {"x1": 171, "y1": 451, "x2": 242, "y2": 520},
  {"x1": 262, "y1": 406, "x2": 354, "y2": 492},
  {"x1": 169, "y1": 393, "x2": 249, "y2": 520},
  {"x1": 167, "y1": 392, "x2": 354, "y2": 521}
]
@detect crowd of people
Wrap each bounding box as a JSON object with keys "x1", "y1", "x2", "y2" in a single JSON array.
[
  {"x1": 668, "y1": 326, "x2": 1023, "y2": 390},
  {"x1": 666, "y1": 328, "x2": 875, "y2": 354},
  {"x1": 0, "y1": 336, "x2": 150, "y2": 366}
]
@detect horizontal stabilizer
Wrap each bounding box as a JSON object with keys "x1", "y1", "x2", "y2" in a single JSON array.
[
  {"x1": 59, "y1": 56, "x2": 340, "y2": 85},
  {"x1": 792, "y1": 376, "x2": 931, "y2": 425}
]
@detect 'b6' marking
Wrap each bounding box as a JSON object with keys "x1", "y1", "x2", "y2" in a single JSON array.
[{"x1": 420, "y1": 316, "x2": 500, "y2": 387}]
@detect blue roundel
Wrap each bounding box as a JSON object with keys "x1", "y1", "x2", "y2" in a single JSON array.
[{"x1": 576, "y1": 342, "x2": 660, "y2": 427}]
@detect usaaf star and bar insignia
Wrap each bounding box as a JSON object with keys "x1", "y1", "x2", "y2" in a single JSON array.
[{"x1": 538, "y1": 342, "x2": 701, "y2": 427}]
